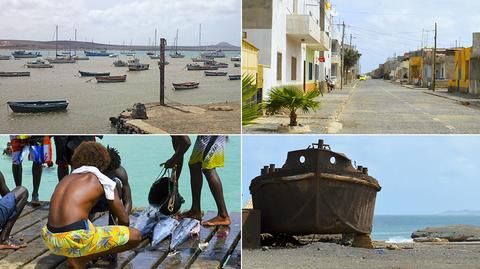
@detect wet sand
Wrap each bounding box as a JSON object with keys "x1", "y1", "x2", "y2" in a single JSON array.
[
  {"x1": 0, "y1": 50, "x2": 240, "y2": 133},
  {"x1": 243, "y1": 242, "x2": 480, "y2": 269}
]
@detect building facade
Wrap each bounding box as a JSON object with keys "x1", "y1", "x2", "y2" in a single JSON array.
[{"x1": 243, "y1": 0, "x2": 331, "y2": 101}]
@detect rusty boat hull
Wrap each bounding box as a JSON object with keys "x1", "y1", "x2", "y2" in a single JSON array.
[{"x1": 250, "y1": 140, "x2": 381, "y2": 236}]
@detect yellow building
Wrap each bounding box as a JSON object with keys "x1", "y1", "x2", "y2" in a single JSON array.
[
  {"x1": 409, "y1": 56, "x2": 423, "y2": 85},
  {"x1": 448, "y1": 47, "x2": 472, "y2": 93},
  {"x1": 242, "y1": 39, "x2": 260, "y2": 86}
]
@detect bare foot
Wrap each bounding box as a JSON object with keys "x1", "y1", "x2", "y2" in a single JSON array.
[
  {"x1": 176, "y1": 210, "x2": 203, "y2": 221},
  {"x1": 0, "y1": 238, "x2": 27, "y2": 249},
  {"x1": 201, "y1": 215, "x2": 231, "y2": 226}
]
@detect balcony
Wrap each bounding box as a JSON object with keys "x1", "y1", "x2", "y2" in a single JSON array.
[
  {"x1": 331, "y1": 54, "x2": 340, "y2": 64},
  {"x1": 286, "y1": 14, "x2": 330, "y2": 51}
]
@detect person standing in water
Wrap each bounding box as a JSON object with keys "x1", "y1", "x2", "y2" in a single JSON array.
[
  {"x1": 42, "y1": 142, "x2": 140, "y2": 269},
  {"x1": 178, "y1": 136, "x2": 231, "y2": 226}
]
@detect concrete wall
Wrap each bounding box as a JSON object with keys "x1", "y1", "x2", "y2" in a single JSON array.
[
  {"x1": 470, "y1": 33, "x2": 480, "y2": 94},
  {"x1": 243, "y1": 0, "x2": 272, "y2": 29}
]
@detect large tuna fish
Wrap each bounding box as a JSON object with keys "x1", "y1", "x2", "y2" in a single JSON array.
[
  {"x1": 132, "y1": 205, "x2": 161, "y2": 238},
  {"x1": 151, "y1": 217, "x2": 179, "y2": 249},
  {"x1": 169, "y1": 218, "x2": 201, "y2": 251}
]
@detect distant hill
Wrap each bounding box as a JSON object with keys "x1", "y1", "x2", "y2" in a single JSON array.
[
  {"x1": 437, "y1": 210, "x2": 480, "y2": 216},
  {"x1": 0, "y1": 40, "x2": 240, "y2": 51}
]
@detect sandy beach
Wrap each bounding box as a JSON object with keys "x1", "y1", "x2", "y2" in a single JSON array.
[{"x1": 243, "y1": 241, "x2": 480, "y2": 269}]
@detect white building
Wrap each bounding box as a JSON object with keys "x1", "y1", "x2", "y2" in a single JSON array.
[{"x1": 243, "y1": 0, "x2": 332, "y2": 101}]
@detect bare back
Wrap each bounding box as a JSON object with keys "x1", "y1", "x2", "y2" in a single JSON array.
[{"x1": 48, "y1": 173, "x2": 104, "y2": 227}]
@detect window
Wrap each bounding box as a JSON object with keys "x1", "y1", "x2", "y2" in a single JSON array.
[
  {"x1": 308, "y1": 62, "x2": 313, "y2": 80},
  {"x1": 315, "y1": 64, "x2": 319, "y2": 80},
  {"x1": 242, "y1": 32, "x2": 247, "y2": 39},
  {"x1": 291, "y1": 57, "x2": 297, "y2": 80},
  {"x1": 277, "y1": 53, "x2": 282, "y2": 81},
  {"x1": 466, "y1": 60, "x2": 470, "y2": 80}
]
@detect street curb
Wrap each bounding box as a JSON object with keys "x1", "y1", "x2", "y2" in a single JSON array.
[{"x1": 326, "y1": 81, "x2": 359, "y2": 134}]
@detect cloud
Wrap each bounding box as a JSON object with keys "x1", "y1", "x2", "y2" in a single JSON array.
[{"x1": 0, "y1": 0, "x2": 240, "y2": 45}]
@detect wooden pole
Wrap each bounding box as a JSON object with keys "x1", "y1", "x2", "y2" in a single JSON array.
[
  {"x1": 160, "y1": 38, "x2": 166, "y2": 106},
  {"x1": 432, "y1": 22, "x2": 437, "y2": 92}
]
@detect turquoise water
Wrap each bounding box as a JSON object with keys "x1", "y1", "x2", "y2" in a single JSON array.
[
  {"x1": 0, "y1": 135, "x2": 241, "y2": 213},
  {"x1": 373, "y1": 215, "x2": 480, "y2": 242}
]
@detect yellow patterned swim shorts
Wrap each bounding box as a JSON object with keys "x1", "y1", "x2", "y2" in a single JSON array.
[
  {"x1": 41, "y1": 220, "x2": 130, "y2": 258},
  {"x1": 189, "y1": 136, "x2": 226, "y2": 169}
]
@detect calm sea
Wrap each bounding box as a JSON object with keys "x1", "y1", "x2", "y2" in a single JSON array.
[
  {"x1": 0, "y1": 50, "x2": 240, "y2": 134},
  {"x1": 0, "y1": 135, "x2": 241, "y2": 213},
  {"x1": 373, "y1": 215, "x2": 480, "y2": 242}
]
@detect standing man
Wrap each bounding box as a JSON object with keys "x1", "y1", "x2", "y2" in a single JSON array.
[
  {"x1": 53, "y1": 136, "x2": 97, "y2": 181},
  {"x1": 42, "y1": 141, "x2": 140, "y2": 269},
  {"x1": 0, "y1": 171, "x2": 29, "y2": 249},
  {"x1": 10, "y1": 135, "x2": 50, "y2": 206},
  {"x1": 164, "y1": 136, "x2": 191, "y2": 179},
  {"x1": 178, "y1": 136, "x2": 231, "y2": 226}
]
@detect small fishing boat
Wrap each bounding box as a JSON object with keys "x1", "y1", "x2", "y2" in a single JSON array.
[
  {"x1": 234, "y1": 63, "x2": 241, "y2": 67},
  {"x1": 26, "y1": 59, "x2": 53, "y2": 68},
  {"x1": 95, "y1": 75, "x2": 127, "y2": 83},
  {"x1": 0, "y1": 55, "x2": 10, "y2": 60},
  {"x1": 128, "y1": 58, "x2": 149, "y2": 71},
  {"x1": 146, "y1": 52, "x2": 155, "y2": 56},
  {"x1": 228, "y1": 75, "x2": 241, "y2": 80},
  {"x1": 12, "y1": 51, "x2": 41, "y2": 59},
  {"x1": 172, "y1": 82, "x2": 199, "y2": 90},
  {"x1": 7, "y1": 100, "x2": 68, "y2": 113},
  {"x1": 206, "y1": 60, "x2": 228, "y2": 68},
  {"x1": 0, "y1": 71, "x2": 30, "y2": 77},
  {"x1": 79, "y1": 71, "x2": 111, "y2": 77},
  {"x1": 204, "y1": 71, "x2": 227, "y2": 76},
  {"x1": 149, "y1": 55, "x2": 160, "y2": 59},
  {"x1": 113, "y1": 59, "x2": 128, "y2": 67},
  {"x1": 250, "y1": 139, "x2": 381, "y2": 236},
  {"x1": 231, "y1": 56, "x2": 241, "y2": 61},
  {"x1": 186, "y1": 63, "x2": 218, "y2": 71},
  {"x1": 109, "y1": 54, "x2": 118, "y2": 58},
  {"x1": 201, "y1": 49, "x2": 226, "y2": 58},
  {"x1": 73, "y1": 56, "x2": 89, "y2": 60},
  {"x1": 48, "y1": 57, "x2": 77, "y2": 64},
  {"x1": 84, "y1": 50, "x2": 111, "y2": 57},
  {"x1": 191, "y1": 57, "x2": 211, "y2": 63}
]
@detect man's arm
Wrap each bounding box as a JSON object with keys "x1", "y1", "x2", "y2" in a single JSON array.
[
  {"x1": 116, "y1": 166, "x2": 132, "y2": 214},
  {"x1": 107, "y1": 188, "x2": 129, "y2": 226},
  {"x1": 0, "y1": 172, "x2": 10, "y2": 196},
  {"x1": 164, "y1": 136, "x2": 191, "y2": 168}
]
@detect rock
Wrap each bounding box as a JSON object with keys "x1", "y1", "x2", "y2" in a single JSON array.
[
  {"x1": 412, "y1": 225, "x2": 480, "y2": 242},
  {"x1": 208, "y1": 105, "x2": 234, "y2": 111},
  {"x1": 352, "y1": 234, "x2": 374, "y2": 249},
  {"x1": 413, "y1": 237, "x2": 449, "y2": 243},
  {"x1": 386, "y1": 244, "x2": 400, "y2": 250},
  {"x1": 131, "y1": 103, "x2": 148, "y2": 119}
]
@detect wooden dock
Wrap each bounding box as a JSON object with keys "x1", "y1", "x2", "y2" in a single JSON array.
[{"x1": 0, "y1": 203, "x2": 241, "y2": 269}]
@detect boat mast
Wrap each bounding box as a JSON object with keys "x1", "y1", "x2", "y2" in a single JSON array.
[
  {"x1": 55, "y1": 25, "x2": 58, "y2": 58},
  {"x1": 74, "y1": 29, "x2": 77, "y2": 56},
  {"x1": 154, "y1": 28, "x2": 157, "y2": 54},
  {"x1": 175, "y1": 28, "x2": 179, "y2": 54}
]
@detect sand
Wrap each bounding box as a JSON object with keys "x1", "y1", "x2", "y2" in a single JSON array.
[{"x1": 243, "y1": 242, "x2": 480, "y2": 269}]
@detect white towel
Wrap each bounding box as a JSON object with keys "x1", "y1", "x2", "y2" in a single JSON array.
[{"x1": 71, "y1": 166, "x2": 116, "y2": 200}]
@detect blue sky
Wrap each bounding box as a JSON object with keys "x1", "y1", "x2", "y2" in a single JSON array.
[
  {"x1": 242, "y1": 135, "x2": 480, "y2": 215},
  {"x1": 331, "y1": 0, "x2": 480, "y2": 72},
  {"x1": 0, "y1": 0, "x2": 240, "y2": 46}
]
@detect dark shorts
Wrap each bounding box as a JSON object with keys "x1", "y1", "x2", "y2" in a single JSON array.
[
  {"x1": 54, "y1": 136, "x2": 96, "y2": 166},
  {"x1": 0, "y1": 193, "x2": 17, "y2": 229}
]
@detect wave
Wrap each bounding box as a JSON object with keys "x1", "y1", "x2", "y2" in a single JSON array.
[{"x1": 385, "y1": 236, "x2": 413, "y2": 243}]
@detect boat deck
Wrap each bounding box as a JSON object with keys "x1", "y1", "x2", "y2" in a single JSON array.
[{"x1": 0, "y1": 203, "x2": 241, "y2": 269}]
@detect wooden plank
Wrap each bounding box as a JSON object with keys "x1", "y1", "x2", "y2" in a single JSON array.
[
  {"x1": 19, "y1": 202, "x2": 47, "y2": 218},
  {"x1": 0, "y1": 218, "x2": 48, "y2": 260},
  {"x1": 190, "y1": 212, "x2": 241, "y2": 269},
  {"x1": 223, "y1": 242, "x2": 241, "y2": 269},
  {"x1": 157, "y1": 211, "x2": 219, "y2": 269},
  {"x1": 22, "y1": 252, "x2": 65, "y2": 269},
  {"x1": 11, "y1": 204, "x2": 49, "y2": 234},
  {"x1": 122, "y1": 240, "x2": 169, "y2": 269}
]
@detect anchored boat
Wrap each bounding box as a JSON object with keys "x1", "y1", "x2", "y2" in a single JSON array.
[
  {"x1": 79, "y1": 71, "x2": 111, "y2": 77},
  {"x1": 84, "y1": 50, "x2": 111, "y2": 56},
  {"x1": 0, "y1": 71, "x2": 30, "y2": 77},
  {"x1": 204, "y1": 71, "x2": 227, "y2": 76},
  {"x1": 95, "y1": 75, "x2": 127, "y2": 83},
  {"x1": 8, "y1": 100, "x2": 68, "y2": 113},
  {"x1": 231, "y1": 56, "x2": 240, "y2": 61},
  {"x1": 128, "y1": 58, "x2": 149, "y2": 71},
  {"x1": 186, "y1": 63, "x2": 218, "y2": 71},
  {"x1": 228, "y1": 75, "x2": 241, "y2": 80},
  {"x1": 26, "y1": 59, "x2": 53, "y2": 68},
  {"x1": 113, "y1": 59, "x2": 128, "y2": 67},
  {"x1": 201, "y1": 49, "x2": 226, "y2": 58},
  {"x1": 12, "y1": 51, "x2": 41, "y2": 59},
  {"x1": 0, "y1": 55, "x2": 10, "y2": 60},
  {"x1": 250, "y1": 139, "x2": 381, "y2": 235},
  {"x1": 172, "y1": 82, "x2": 199, "y2": 90},
  {"x1": 206, "y1": 60, "x2": 228, "y2": 68}
]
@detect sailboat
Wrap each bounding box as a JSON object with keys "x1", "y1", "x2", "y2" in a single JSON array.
[
  {"x1": 48, "y1": 25, "x2": 77, "y2": 64},
  {"x1": 72, "y1": 29, "x2": 89, "y2": 60},
  {"x1": 191, "y1": 24, "x2": 210, "y2": 62},
  {"x1": 149, "y1": 29, "x2": 161, "y2": 59},
  {"x1": 169, "y1": 29, "x2": 185, "y2": 58}
]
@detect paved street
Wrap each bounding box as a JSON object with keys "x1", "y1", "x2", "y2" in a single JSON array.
[{"x1": 337, "y1": 80, "x2": 480, "y2": 134}]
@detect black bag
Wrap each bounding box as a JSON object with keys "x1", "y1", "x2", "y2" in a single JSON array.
[{"x1": 148, "y1": 167, "x2": 184, "y2": 215}]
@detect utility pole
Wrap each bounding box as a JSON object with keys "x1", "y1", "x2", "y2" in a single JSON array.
[
  {"x1": 159, "y1": 38, "x2": 166, "y2": 106},
  {"x1": 340, "y1": 21, "x2": 345, "y2": 89},
  {"x1": 350, "y1": 34, "x2": 353, "y2": 47},
  {"x1": 432, "y1": 22, "x2": 437, "y2": 92}
]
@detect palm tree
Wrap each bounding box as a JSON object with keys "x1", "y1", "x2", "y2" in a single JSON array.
[
  {"x1": 264, "y1": 86, "x2": 320, "y2": 127},
  {"x1": 242, "y1": 74, "x2": 261, "y2": 125}
]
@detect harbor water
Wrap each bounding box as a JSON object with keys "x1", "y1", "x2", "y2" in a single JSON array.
[
  {"x1": 0, "y1": 135, "x2": 241, "y2": 213},
  {"x1": 0, "y1": 50, "x2": 241, "y2": 133}
]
